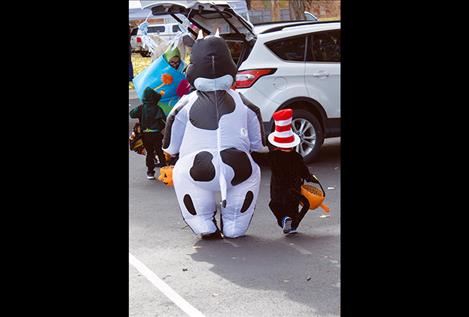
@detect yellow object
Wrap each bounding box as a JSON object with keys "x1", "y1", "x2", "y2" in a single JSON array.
[
  {"x1": 158, "y1": 165, "x2": 174, "y2": 186},
  {"x1": 133, "y1": 139, "x2": 143, "y2": 148},
  {"x1": 300, "y1": 184, "x2": 330, "y2": 213}
]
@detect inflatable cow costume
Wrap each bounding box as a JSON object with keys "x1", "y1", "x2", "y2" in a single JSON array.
[{"x1": 163, "y1": 30, "x2": 266, "y2": 239}]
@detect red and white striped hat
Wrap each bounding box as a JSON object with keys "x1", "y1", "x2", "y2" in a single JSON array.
[{"x1": 267, "y1": 109, "x2": 300, "y2": 148}]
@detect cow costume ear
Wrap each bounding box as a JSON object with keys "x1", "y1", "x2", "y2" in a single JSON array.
[
  {"x1": 197, "y1": 29, "x2": 204, "y2": 40},
  {"x1": 214, "y1": 28, "x2": 220, "y2": 38}
]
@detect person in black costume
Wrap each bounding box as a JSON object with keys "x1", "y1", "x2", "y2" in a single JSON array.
[{"x1": 267, "y1": 109, "x2": 315, "y2": 234}]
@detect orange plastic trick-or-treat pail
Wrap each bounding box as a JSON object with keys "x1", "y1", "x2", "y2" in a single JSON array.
[
  {"x1": 300, "y1": 184, "x2": 330, "y2": 213},
  {"x1": 158, "y1": 165, "x2": 174, "y2": 186}
]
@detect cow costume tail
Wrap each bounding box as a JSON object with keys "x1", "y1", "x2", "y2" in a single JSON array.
[{"x1": 211, "y1": 52, "x2": 228, "y2": 208}]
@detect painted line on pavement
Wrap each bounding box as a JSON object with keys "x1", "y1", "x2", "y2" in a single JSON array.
[{"x1": 129, "y1": 253, "x2": 206, "y2": 317}]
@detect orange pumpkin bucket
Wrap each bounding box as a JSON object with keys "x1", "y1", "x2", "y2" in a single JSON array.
[
  {"x1": 158, "y1": 165, "x2": 174, "y2": 186},
  {"x1": 300, "y1": 175, "x2": 330, "y2": 213}
]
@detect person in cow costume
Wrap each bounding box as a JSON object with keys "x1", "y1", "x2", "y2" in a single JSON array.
[{"x1": 163, "y1": 30, "x2": 266, "y2": 239}]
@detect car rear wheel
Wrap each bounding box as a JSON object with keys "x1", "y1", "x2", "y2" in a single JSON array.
[{"x1": 291, "y1": 109, "x2": 324, "y2": 163}]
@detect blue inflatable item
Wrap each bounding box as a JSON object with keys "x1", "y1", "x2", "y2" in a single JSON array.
[{"x1": 133, "y1": 54, "x2": 186, "y2": 114}]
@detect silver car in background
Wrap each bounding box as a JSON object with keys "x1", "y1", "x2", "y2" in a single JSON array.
[{"x1": 131, "y1": 23, "x2": 182, "y2": 57}]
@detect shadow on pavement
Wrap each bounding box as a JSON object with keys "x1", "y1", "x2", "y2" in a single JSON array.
[{"x1": 190, "y1": 233, "x2": 340, "y2": 316}]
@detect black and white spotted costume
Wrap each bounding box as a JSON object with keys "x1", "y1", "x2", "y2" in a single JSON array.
[{"x1": 163, "y1": 32, "x2": 265, "y2": 238}]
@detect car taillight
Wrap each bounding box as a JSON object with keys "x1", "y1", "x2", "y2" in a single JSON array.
[
  {"x1": 235, "y1": 69, "x2": 276, "y2": 89},
  {"x1": 136, "y1": 37, "x2": 141, "y2": 43}
]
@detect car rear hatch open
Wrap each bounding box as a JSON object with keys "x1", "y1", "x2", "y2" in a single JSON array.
[{"x1": 140, "y1": 0, "x2": 256, "y2": 66}]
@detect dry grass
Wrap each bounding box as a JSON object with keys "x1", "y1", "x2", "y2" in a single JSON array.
[
  {"x1": 130, "y1": 53, "x2": 152, "y2": 89},
  {"x1": 319, "y1": 16, "x2": 340, "y2": 21}
]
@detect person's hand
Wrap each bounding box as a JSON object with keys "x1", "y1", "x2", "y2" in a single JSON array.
[
  {"x1": 253, "y1": 145, "x2": 269, "y2": 153},
  {"x1": 164, "y1": 151, "x2": 172, "y2": 162}
]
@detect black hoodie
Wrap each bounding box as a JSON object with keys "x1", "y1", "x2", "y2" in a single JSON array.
[
  {"x1": 269, "y1": 150, "x2": 311, "y2": 208},
  {"x1": 129, "y1": 87, "x2": 166, "y2": 132}
]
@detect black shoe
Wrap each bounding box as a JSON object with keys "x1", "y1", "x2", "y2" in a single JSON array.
[
  {"x1": 155, "y1": 162, "x2": 166, "y2": 168},
  {"x1": 146, "y1": 172, "x2": 155, "y2": 180},
  {"x1": 201, "y1": 230, "x2": 223, "y2": 240}
]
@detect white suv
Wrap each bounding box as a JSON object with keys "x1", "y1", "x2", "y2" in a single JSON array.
[
  {"x1": 236, "y1": 22, "x2": 340, "y2": 162},
  {"x1": 142, "y1": 1, "x2": 340, "y2": 162}
]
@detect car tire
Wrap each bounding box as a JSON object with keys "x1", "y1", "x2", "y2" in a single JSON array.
[{"x1": 290, "y1": 109, "x2": 324, "y2": 163}]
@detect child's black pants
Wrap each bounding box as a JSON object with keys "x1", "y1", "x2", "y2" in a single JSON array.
[
  {"x1": 269, "y1": 193, "x2": 310, "y2": 228},
  {"x1": 142, "y1": 131, "x2": 165, "y2": 173}
]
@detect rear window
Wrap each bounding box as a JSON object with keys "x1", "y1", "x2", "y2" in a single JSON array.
[
  {"x1": 130, "y1": 28, "x2": 138, "y2": 36},
  {"x1": 172, "y1": 25, "x2": 180, "y2": 33},
  {"x1": 147, "y1": 26, "x2": 165, "y2": 33},
  {"x1": 265, "y1": 36, "x2": 307, "y2": 62},
  {"x1": 310, "y1": 30, "x2": 340, "y2": 62}
]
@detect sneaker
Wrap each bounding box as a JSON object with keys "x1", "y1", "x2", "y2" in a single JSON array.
[
  {"x1": 201, "y1": 230, "x2": 223, "y2": 240},
  {"x1": 282, "y1": 216, "x2": 292, "y2": 234},
  {"x1": 146, "y1": 172, "x2": 155, "y2": 180}
]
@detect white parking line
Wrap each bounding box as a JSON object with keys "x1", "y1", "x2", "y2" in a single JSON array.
[{"x1": 129, "y1": 253, "x2": 206, "y2": 317}]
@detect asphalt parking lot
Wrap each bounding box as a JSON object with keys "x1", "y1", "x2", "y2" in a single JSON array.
[{"x1": 129, "y1": 93, "x2": 340, "y2": 317}]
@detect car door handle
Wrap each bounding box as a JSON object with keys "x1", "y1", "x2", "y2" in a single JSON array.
[{"x1": 312, "y1": 71, "x2": 330, "y2": 78}]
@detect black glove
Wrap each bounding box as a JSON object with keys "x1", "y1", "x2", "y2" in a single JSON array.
[{"x1": 307, "y1": 174, "x2": 319, "y2": 183}]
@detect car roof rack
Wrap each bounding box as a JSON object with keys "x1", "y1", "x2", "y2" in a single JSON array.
[
  {"x1": 252, "y1": 19, "x2": 309, "y2": 26},
  {"x1": 260, "y1": 20, "x2": 340, "y2": 34}
]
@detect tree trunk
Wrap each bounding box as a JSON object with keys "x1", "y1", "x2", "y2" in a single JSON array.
[
  {"x1": 271, "y1": 0, "x2": 281, "y2": 21},
  {"x1": 288, "y1": 0, "x2": 315, "y2": 20},
  {"x1": 288, "y1": 0, "x2": 305, "y2": 20}
]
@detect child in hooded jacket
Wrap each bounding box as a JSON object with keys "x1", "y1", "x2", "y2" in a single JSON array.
[{"x1": 130, "y1": 87, "x2": 167, "y2": 179}]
